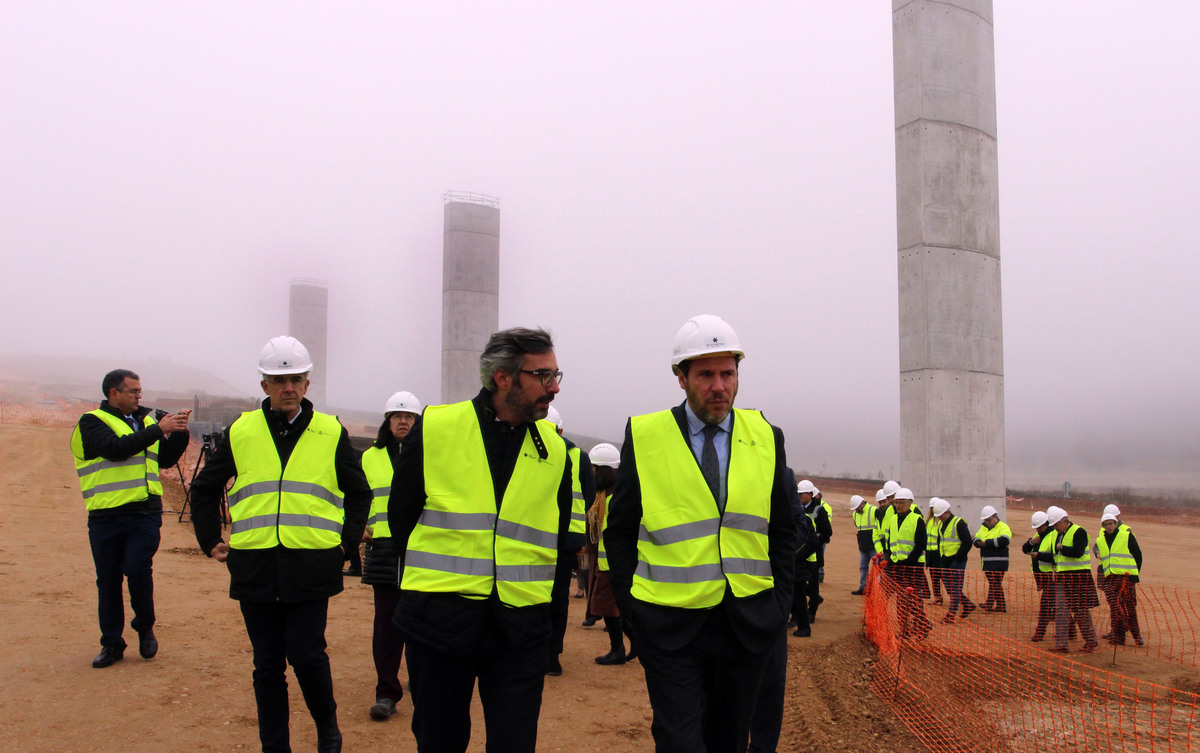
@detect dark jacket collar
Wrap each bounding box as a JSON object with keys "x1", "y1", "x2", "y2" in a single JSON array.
[{"x1": 98, "y1": 399, "x2": 151, "y2": 421}]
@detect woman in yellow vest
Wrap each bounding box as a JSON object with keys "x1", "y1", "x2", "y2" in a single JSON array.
[
  {"x1": 1095, "y1": 509, "x2": 1144, "y2": 646},
  {"x1": 361, "y1": 390, "x2": 422, "y2": 721}
]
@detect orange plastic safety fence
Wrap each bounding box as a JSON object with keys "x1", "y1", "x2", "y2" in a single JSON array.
[
  {"x1": 863, "y1": 564, "x2": 1200, "y2": 752},
  {"x1": 0, "y1": 400, "x2": 98, "y2": 428}
]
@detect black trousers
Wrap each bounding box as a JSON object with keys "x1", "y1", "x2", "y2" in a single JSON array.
[
  {"x1": 372, "y1": 585, "x2": 405, "y2": 702},
  {"x1": 748, "y1": 627, "x2": 787, "y2": 753},
  {"x1": 638, "y1": 607, "x2": 770, "y2": 753},
  {"x1": 406, "y1": 629, "x2": 548, "y2": 753},
  {"x1": 239, "y1": 599, "x2": 338, "y2": 753},
  {"x1": 789, "y1": 558, "x2": 811, "y2": 631},
  {"x1": 87, "y1": 512, "x2": 161, "y2": 648}
]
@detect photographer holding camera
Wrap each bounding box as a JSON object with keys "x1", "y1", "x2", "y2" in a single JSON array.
[{"x1": 70, "y1": 368, "x2": 191, "y2": 669}]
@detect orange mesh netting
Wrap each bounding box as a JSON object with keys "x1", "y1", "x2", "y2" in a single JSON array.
[{"x1": 863, "y1": 563, "x2": 1200, "y2": 752}]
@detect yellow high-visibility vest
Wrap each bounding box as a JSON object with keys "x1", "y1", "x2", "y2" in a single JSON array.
[
  {"x1": 887, "y1": 510, "x2": 925, "y2": 564},
  {"x1": 873, "y1": 505, "x2": 896, "y2": 555},
  {"x1": 71, "y1": 410, "x2": 161, "y2": 511},
  {"x1": 977, "y1": 520, "x2": 1012, "y2": 568},
  {"x1": 227, "y1": 410, "x2": 344, "y2": 550},
  {"x1": 362, "y1": 445, "x2": 394, "y2": 539},
  {"x1": 403, "y1": 400, "x2": 566, "y2": 606},
  {"x1": 1033, "y1": 531, "x2": 1055, "y2": 573},
  {"x1": 1051, "y1": 524, "x2": 1091, "y2": 573},
  {"x1": 1095, "y1": 524, "x2": 1139, "y2": 577},
  {"x1": 597, "y1": 492, "x2": 611, "y2": 572},
  {"x1": 939, "y1": 516, "x2": 964, "y2": 559},
  {"x1": 926, "y1": 517, "x2": 942, "y2": 556},
  {"x1": 629, "y1": 408, "x2": 776, "y2": 609},
  {"x1": 853, "y1": 504, "x2": 877, "y2": 534}
]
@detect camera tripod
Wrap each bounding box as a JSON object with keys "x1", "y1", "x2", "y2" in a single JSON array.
[{"x1": 177, "y1": 432, "x2": 229, "y2": 526}]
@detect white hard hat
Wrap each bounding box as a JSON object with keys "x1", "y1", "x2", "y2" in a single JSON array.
[
  {"x1": 812, "y1": 487, "x2": 821, "y2": 497},
  {"x1": 1103, "y1": 504, "x2": 1121, "y2": 518},
  {"x1": 1031, "y1": 511, "x2": 1049, "y2": 528},
  {"x1": 931, "y1": 498, "x2": 950, "y2": 517},
  {"x1": 980, "y1": 505, "x2": 998, "y2": 521},
  {"x1": 894, "y1": 487, "x2": 914, "y2": 501},
  {"x1": 875, "y1": 488, "x2": 888, "y2": 503},
  {"x1": 671, "y1": 314, "x2": 744, "y2": 370},
  {"x1": 384, "y1": 391, "x2": 423, "y2": 416},
  {"x1": 848, "y1": 495, "x2": 865, "y2": 509},
  {"x1": 258, "y1": 336, "x2": 313, "y2": 376},
  {"x1": 883, "y1": 480, "x2": 901, "y2": 496},
  {"x1": 797, "y1": 479, "x2": 817, "y2": 495},
  {"x1": 1046, "y1": 506, "x2": 1068, "y2": 526},
  {"x1": 1101, "y1": 512, "x2": 1119, "y2": 524},
  {"x1": 589, "y1": 443, "x2": 620, "y2": 468},
  {"x1": 546, "y1": 405, "x2": 563, "y2": 429}
]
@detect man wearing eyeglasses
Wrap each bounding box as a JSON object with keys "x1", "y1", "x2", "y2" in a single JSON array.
[
  {"x1": 70, "y1": 369, "x2": 191, "y2": 669},
  {"x1": 389, "y1": 327, "x2": 573, "y2": 753}
]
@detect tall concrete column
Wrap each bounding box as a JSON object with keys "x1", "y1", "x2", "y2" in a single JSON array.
[
  {"x1": 893, "y1": 0, "x2": 1005, "y2": 526},
  {"x1": 289, "y1": 278, "x2": 328, "y2": 409},
  {"x1": 441, "y1": 192, "x2": 500, "y2": 404}
]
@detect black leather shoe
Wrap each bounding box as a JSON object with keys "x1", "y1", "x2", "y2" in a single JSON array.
[
  {"x1": 138, "y1": 629, "x2": 158, "y2": 659},
  {"x1": 341, "y1": 568, "x2": 361, "y2": 577},
  {"x1": 850, "y1": 589, "x2": 865, "y2": 595},
  {"x1": 547, "y1": 656, "x2": 563, "y2": 676},
  {"x1": 581, "y1": 617, "x2": 597, "y2": 627},
  {"x1": 595, "y1": 650, "x2": 626, "y2": 665},
  {"x1": 92, "y1": 645, "x2": 124, "y2": 668},
  {"x1": 792, "y1": 627, "x2": 811, "y2": 638},
  {"x1": 317, "y1": 718, "x2": 342, "y2": 753}
]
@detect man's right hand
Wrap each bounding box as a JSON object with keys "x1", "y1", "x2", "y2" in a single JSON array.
[
  {"x1": 209, "y1": 542, "x2": 230, "y2": 562},
  {"x1": 158, "y1": 412, "x2": 189, "y2": 435}
]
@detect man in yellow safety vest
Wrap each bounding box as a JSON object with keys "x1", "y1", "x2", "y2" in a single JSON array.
[
  {"x1": 190, "y1": 336, "x2": 371, "y2": 753},
  {"x1": 606, "y1": 314, "x2": 795, "y2": 753},
  {"x1": 388, "y1": 327, "x2": 572, "y2": 753}
]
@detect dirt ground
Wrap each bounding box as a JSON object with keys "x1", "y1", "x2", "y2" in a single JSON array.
[{"x1": 1, "y1": 424, "x2": 1194, "y2": 752}]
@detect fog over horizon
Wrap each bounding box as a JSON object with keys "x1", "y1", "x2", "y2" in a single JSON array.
[{"x1": 3, "y1": 2, "x2": 1198, "y2": 494}]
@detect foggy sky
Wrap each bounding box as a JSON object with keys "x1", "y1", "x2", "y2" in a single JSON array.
[{"x1": 2, "y1": 2, "x2": 1198, "y2": 492}]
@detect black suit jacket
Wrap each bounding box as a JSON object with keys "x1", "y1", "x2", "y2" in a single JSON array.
[{"x1": 604, "y1": 403, "x2": 795, "y2": 654}]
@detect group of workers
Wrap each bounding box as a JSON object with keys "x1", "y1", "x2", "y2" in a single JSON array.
[
  {"x1": 845, "y1": 486, "x2": 1144, "y2": 654},
  {"x1": 69, "y1": 313, "x2": 1144, "y2": 753}
]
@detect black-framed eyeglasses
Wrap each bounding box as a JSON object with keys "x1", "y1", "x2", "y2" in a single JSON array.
[
  {"x1": 518, "y1": 369, "x2": 564, "y2": 387},
  {"x1": 119, "y1": 389, "x2": 143, "y2": 397}
]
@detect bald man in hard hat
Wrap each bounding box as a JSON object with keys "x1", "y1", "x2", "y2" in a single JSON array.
[
  {"x1": 606, "y1": 314, "x2": 795, "y2": 753},
  {"x1": 1037, "y1": 507, "x2": 1099, "y2": 653},
  {"x1": 1021, "y1": 511, "x2": 1058, "y2": 642},
  {"x1": 191, "y1": 335, "x2": 372, "y2": 753}
]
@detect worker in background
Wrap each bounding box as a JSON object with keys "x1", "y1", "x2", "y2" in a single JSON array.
[
  {"x1": 360, "y1": 390, "x2": 423, "y2": 721},
  {"x1": 543, "y1": 405, "x2": 596, "y2": 676},
  {"x1": 849, "y1": 494, "x2": 876, "y2": 595},
  {"x1": 388, "y1": 327, "x2": 571, "y2": 753},
  {"x1": 1022, "y1": 511, "x2": 1058, "y2": 642},
  {"x1": 925, "y1": 504, "x2": 945, "y2": 605},
  {"x1": 883, "y1": 488, "x2": 932, "y2": 638},
  {"x1": 871, "y1": 488, "x2": 890, "y2": 558},
  {"x1": 931, "y1": 498, "x2": 975, "y2": 624},
  {"x1": 790, "y1": 480, "x2": 819, "y2": 637},
  {"x1": 71, "y1": 369, "x2": 191, "y2": 668},
  {"x1": 584, "y1": 443, "x2": 634, "y2": 665},
  {"x1": 812, "y1": 486, "x2": 832, "y2": 583},
  {"x1": 191, "y1": 335, "x2": 371, "y2": 753},
  {"x1": 799, "y1": 479, "x2": 831, "y2": 621},
  {"x1": 1039, "y1": 506, "x2": 1099, "y2": 654},
  {"x1": 1095, "y1": 507, "x2": 1143, "y2": 646},
  {"x1": 974, "y1": 505, "x2": 1011, "y2": 612},
  {"x1": 605, "y1": 314, "x2": 795, "y2": 753}
]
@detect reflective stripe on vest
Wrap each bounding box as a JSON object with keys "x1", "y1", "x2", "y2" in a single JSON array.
[
  {"x1": 1052, "y1": 524, "x2": 1091, "y2": 572},
  {"x1": 227, "y1": 410, "x2": 344, "y2": 550},
  {"x1": 1096, "y1": 524, "x2": 1139, "y2": 576},
  {"x1": 978, "y1": 520, "x2": 1012, "y2": 566},
  {"x1": 926, "y1": 517, "x2": 941, "y2": 553},
  {"x1": 874, "y1": 505, "x2": 895, "y2": 555},
  {"x1": 402, "y1": 401, "x2": 566, "y2": 606},
  {"x1": 598, "y1": 492, "x2": 611, "y2": 572},
  {"x1": 71, "y1": 410, "x2": 162, "y2": 511},
  {"x1": 939, "y1": 516, "x2": 963, "y2": 559},
  {"x1": 1034, "y1": 530, "x2": 1055, "y2": 573},
  {"x1": 362, "y1": 445, "x2": 394, "y2": 538},
  {"x1": 803, "y1": 513, "x2": 818, "y2": 563},
  {"x1": 887, "y1": 510, "x2": 925, "y2": 564},
  {"x1": 629, "y1": 408, "x2": 775, "y2": 608}
]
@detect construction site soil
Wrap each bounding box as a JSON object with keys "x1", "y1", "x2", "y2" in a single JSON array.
[{"x1": 2, "y1": 424, "x2": 1194, "y2": 752}]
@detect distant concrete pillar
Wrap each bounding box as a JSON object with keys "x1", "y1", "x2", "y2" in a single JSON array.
[
  {"x1": 289, "y1": 278, "x2": 328, "y2": 409},
  {"x1": 441, "y1": 192, "x2": 500, "y2": 404},
  {"x1": 893, "y1": 0, "x2": 1005, "y2": 527}
]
